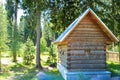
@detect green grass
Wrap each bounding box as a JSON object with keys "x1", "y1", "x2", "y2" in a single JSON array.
[
  {"x1": 0, "y1": 63, "x2": 38, "y2": 80},
  {"x1": 107, "y1": 61, "x2": 120, "y2": 77},
  {"x1": 45, "y1": 68, "x2": 64, "y2": 80},
  {"x1": 41, "y1": 52, "x2": 49, "y2": 66},
  {"x1": 10, "y1": 63, "x2": 38, "y2": 80},
  {"x1": 0, "y1": 72, "x2": 11, "y2": 80},
  {"x1": 0, "y1": 62, "x2": 63, "y2": 80},
  {"x1": 0, "y1": 53, "x2": 120, "y2": 80},
  {"x1": 0, "y1": 52, "x2": 63, "y2": 80}
]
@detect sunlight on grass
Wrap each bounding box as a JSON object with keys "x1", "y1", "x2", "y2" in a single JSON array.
[
  {"x1": 0, "y1": 55, "x2": 63, "y2": 80},
  {"x1": 41, "y1": 52, "x2": 49, "y2": 66},
  {"x1": 1, "y1": 57, "x2": 120, "y2": 80},
  {"x1": 0, "y1": 63, "x2": 39, "y2": 80},
  {"x1": 0, "y1": 72, "x2": 12, "y2": 80},
  {"x1": 10, "y1": 63, "x2": 38, "y2": 80}
]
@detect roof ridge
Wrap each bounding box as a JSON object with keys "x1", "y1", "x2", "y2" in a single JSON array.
[{"x1": 54, "y1": 8, "x2": 119, "y2": 44}]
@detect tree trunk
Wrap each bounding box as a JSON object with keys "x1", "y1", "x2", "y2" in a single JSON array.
[
  {"x1": 13, "y1": 0, "x2": 18, "y2": 62},
  {"x1": 35, "y1": 10, "x2": 42, "y2": 69},
  {"x1": 112, "y1": 0, "x2": 115, "y2": 51},
  {"x1": 118, "y1": 35, "x2": 120, "y2": 67},
  {"x1": 13, "y1": 52, "x2": 17, "y2": 62}
]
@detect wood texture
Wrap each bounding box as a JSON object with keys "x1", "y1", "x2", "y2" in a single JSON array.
[
  {"x1": 64, "y1": 14, "x2": 111, "y2": 43},
  {"x1": 57, "y1": 14, "x2": 109, "y2": 71}
]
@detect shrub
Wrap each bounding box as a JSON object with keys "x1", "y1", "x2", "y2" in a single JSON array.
[
  {"x1": 40, "y1": 37, "x2": 47, "y2": 52},
  {"x1": 23, "y1": 38, "x2": 35, "y2": 65},
  {"x1": 47, "y1": 43, "x2": 57, "y2": 67}
]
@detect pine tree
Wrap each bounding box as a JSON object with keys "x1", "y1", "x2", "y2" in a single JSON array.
[
  {"x1": 0, "y1": 6, "x2": 7, "y2": 71},
  {"x1": 23, "y1": 38, "x2": 35, "y2": 65},
  {"x1": 5, "y1": 0, "x2": 19, "y2": 62}
]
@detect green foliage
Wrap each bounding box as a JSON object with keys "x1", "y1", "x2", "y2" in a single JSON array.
[
  {"x1": 23, "y1": 38, "x2": 35, "y2": 65},
  {"x1": 47, "y1": 43, "x2": 57, "y2": 67},
  {"x1": 42, "y1": 11, "x2": 55, "y2": 47},
  {"x1": 21, "y1": 0, "x2": 50, "y2": 68},
  {"x1": 0, "y1": 7, "x2": 7, "y2": 52},
  {"x1": 107, "y1": 61, "x2": 120, "y2": 76},
  {"x1": 0, "y1": 6, "x2": 7, "y2": 71},
  {"x1": 5, "y1": 0, "x2": 20, "y2": 62},
  {"x1": 49, "y1": 0, "x2": 120, "y2": 39},
  {"x1": 118, "y1": 35, "x2": 120, "y2": 53},
  {"x1": 17, "y1": 43, "x2": 26, "y2": 57},
  {"x1": 40, "y1": 37, "x2": 47, "y2": 52},
  {"x1": 108, "y1": 45, "x2": 119, "y2": 52}
]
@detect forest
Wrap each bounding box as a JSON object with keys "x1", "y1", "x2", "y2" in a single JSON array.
[{"x1": 0, "y1": 0, "x2": 120, "y2": 80}]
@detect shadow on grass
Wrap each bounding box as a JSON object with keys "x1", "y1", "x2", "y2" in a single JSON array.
[
  {"x1": 45, "y1": 68, "x2": 64, "y2": 80},
  {"x1": 107, "y1": 61, "x2": 120, "y2": 77},
  {"x1": 10, "y1": 63, "x2": 39, "y2": 80},
  {"x1": 10, "y1": 63, "x2": 64, "y2": 80}
]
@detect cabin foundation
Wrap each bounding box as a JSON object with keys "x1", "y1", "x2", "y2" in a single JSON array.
[{"x1": 58, "y1": 63, "x2": 111, "y2": 80}]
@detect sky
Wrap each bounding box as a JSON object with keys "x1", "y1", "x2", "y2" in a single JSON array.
[
  {"x1": 17, "y1": 9, "x2": 24, "y2": 24},
  {"x1": 0, "y1": 0, "x2": 24, "y2": 24},
  {"x1": 0, "y1": 0, "x2": 5, "y2": 4}
]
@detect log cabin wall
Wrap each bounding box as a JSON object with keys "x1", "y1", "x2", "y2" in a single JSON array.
[
  {"x1": 64, "y1": 13, "x2": 112, "y2": 71},
  {"x1": 67, "y1": 42, "x2": 106, "y2": 71},
  {"x1": 58, "y1": 45, "x2": 67, "y2": 68}
]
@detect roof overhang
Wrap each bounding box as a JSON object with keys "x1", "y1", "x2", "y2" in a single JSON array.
[{"x1": 54, "y1": 8, "x2": 119, "y2": 44}]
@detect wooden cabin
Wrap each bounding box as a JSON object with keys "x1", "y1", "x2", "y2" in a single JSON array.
[{"x1": 54, "y1": 8, "x2": 118, "y2": 74}]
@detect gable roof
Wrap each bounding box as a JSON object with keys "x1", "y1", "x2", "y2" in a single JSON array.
[{"x1": 54, "y1": 8, "x2": 119, "y2": 44}]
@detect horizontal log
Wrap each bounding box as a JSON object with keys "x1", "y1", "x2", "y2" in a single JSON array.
[
  {"x1": 73, "y1": 29, "x2": 102, "y2": 32},
  {"x1": 67, "y1": 50, "x2": 105, "y2": 54},
  {"x1": 67, "y1": 36, "x2": 106, "y2": 39},
  {"x1": 68, "y1": 64, "x2": 106, "y2": 68},
  {"x1": 71, "y1": 31, "x2": 103, "y2": 34},
  {"x1": 67, "y1": 54, "x2": 105, "y2": 59},
  {"x1": 67, "y1": 60, "x2": 105, "y2": 64},
  {"x1": 66, "y1": 38, "x2": 107, "y2": 42},
  {"x1": 68, "y1": 50, "x2": 85, "y2": 54},
  {"x1": 70, "y1": 31, "x2": 102, "y2": 34},
  {"x1": 66, "y1": 37, "x2": 107, "y2": 40},
  {"x1": 67, "y1": 55, "x2": 106, "y2": 60},
  {"x1": 67, "y1": 47, "x2": 105, "y2": 50},
  {"x1": 68, "y1": 69, "x2": 106, "y2": 72},
  {"x1": 68, "y1": 42, "x2": 105, "y2": 47},
  {"x1": 74, "y1": 27, "x2": 101, "y2": 30},
  {"x1": 67, "y1": 53, "x2": 105, "y2": 57},
  {"x1": 91, "y1": 50, "x2": 105, "y2": 53},
  {"x1": 81, "y1": 17, "x2": 96, "y2": 21},
  {"x1": 77, "y1": 25, "x2": 98, "y2": 28},
  {"x1": 68, "y1": 46, "x2": 105, "y2": 50},
  {"x1": 67, "y1": 53, "x2": 106, "y2": 56},
  {"x1": 81, "y1": 17, "x2": 94, "y2": 21},
  {"x1": 79, "y1": 21, "x2": 97, "y2": 25},
  {"x1": 68, "y1": 42, "x2": 105, "y2": 46},
  {"x1": 69, "y1": 34, "x2": 104, "y2": 37}
]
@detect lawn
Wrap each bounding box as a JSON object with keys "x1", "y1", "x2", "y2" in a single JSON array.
[
  {"x1": 0, "y1": 63, "x2": 38, "y2": 80},
  {"x1": 0, "y1": 53, "x2": 119, "y2": 80},
  {"x1": 0, "y1": 52, "x2": 64, "y2": 80},
  {"x1": 0, "y1": 63, "x2": 64, "y2": 80}
]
